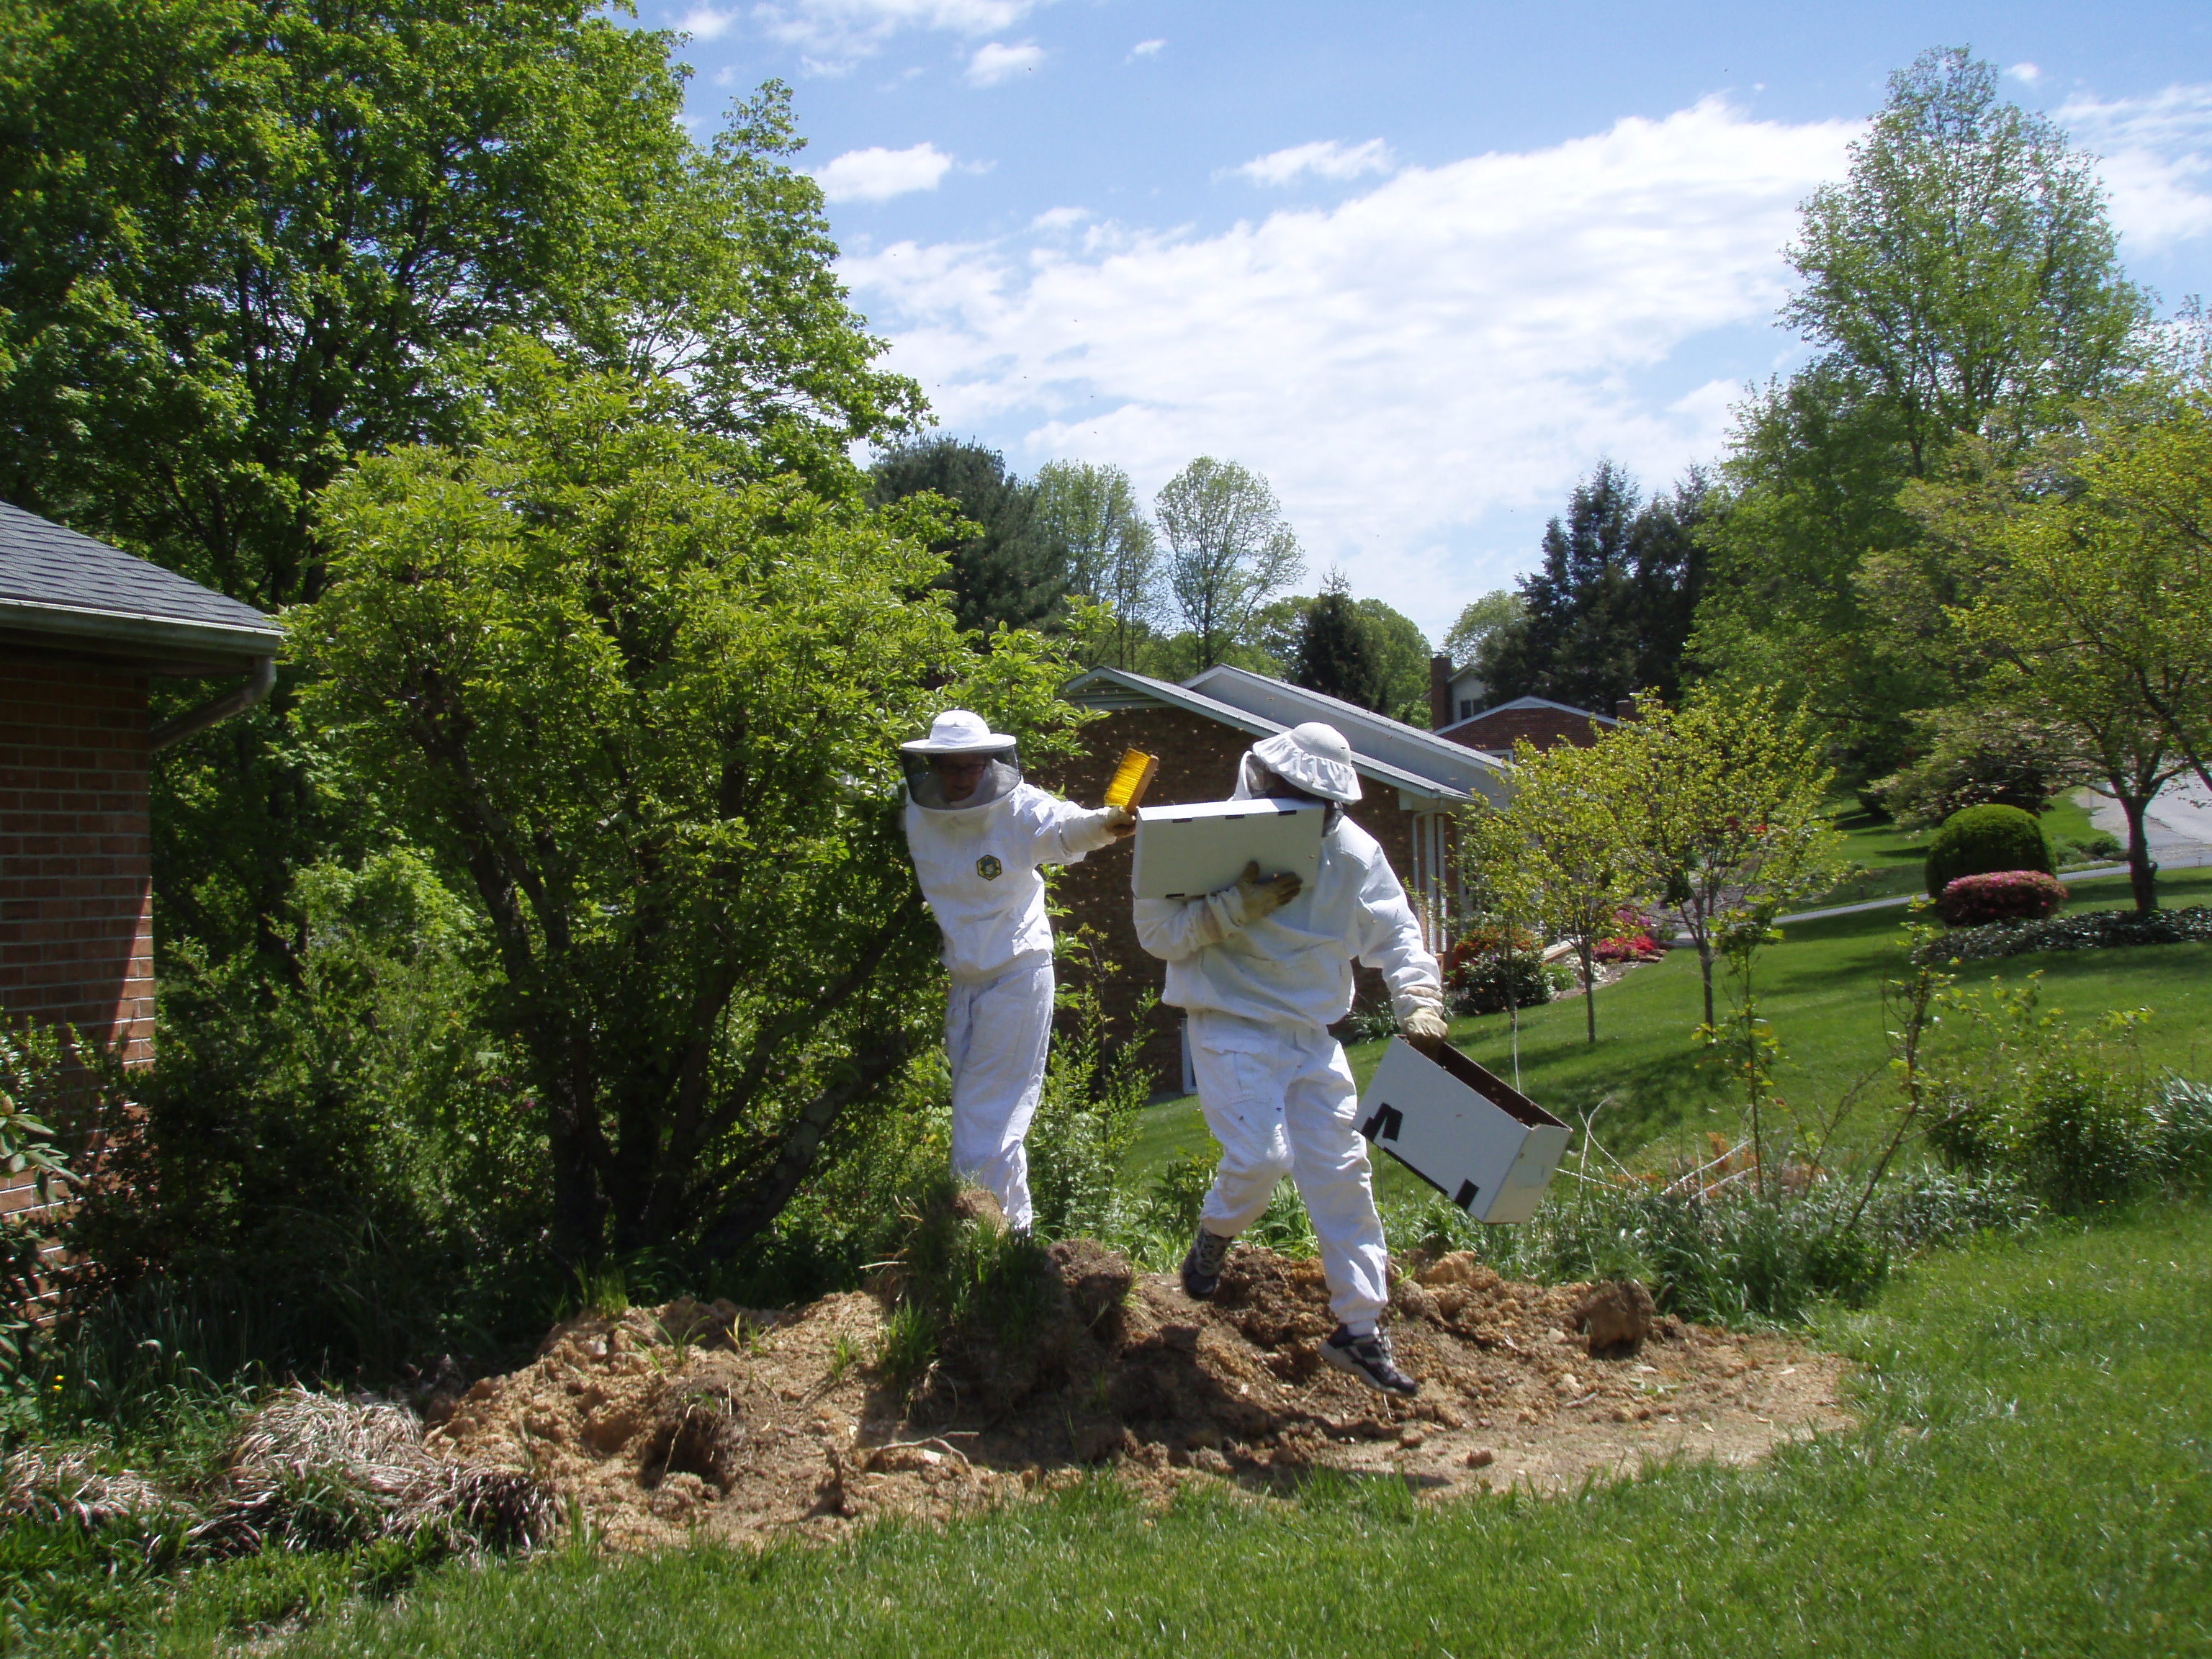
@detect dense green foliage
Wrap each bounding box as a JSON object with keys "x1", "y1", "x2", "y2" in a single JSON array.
[
  {"x1": 1692, "y1": 49, "x2": 2149, "y2": 776},
  {"x1": 871, "y1": 436, "x2": 1067, "y2": 634},
  {"x1": 287, "y1": 345, "x2": 1084, "y2": 1264},
  {"x1": 0, "y1": 1, "x2": 920, "y2": 968},
  {"x1": 1289, "y1": 572, "x2": 1381, "y2": 709},
  {"x1": 1476, "y1": 460, "x2": 1711, "y2": 710},
  {"x1": 1923, "y1": 803, "x2": 2054, "y2": 898}
]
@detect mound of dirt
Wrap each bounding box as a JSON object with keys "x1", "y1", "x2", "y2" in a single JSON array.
[{"x1": 426, "y1": 1247, "x2": 1850, "y2": 1552}]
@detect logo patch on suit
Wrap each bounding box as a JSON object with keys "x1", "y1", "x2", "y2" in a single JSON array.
[{"x1": 976, "y1": 855, "x2": 1002, "y2": 881}]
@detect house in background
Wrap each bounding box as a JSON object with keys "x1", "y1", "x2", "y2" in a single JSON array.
[
  {"x1": 1434, "y1": 689, "x2": 1628, "y2": 755},
  {"x1": 1428, "y1": 655, "x2": 1493, "y2": 729},
  {"x1": 1035, "y1": 663, "x2": 1511, "y2": 1085},
  {"x1": 1, "y1": 500, "x2": 280, "y2": 1233}
]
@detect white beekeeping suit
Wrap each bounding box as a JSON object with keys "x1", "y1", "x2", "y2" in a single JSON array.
[
  {"x1": 901, "y1": 709, "x2": 1128, "y2": 1231},
  {"x1": 1134, "y1": 722, "x2": 1447, "y2": 1395}
]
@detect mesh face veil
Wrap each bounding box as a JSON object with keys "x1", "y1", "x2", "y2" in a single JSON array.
[{"x1": 899, "y1": 709, "x2": 1022, "y2": 810}]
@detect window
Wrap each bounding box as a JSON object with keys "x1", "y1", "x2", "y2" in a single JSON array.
[{"x1": 1458, "y1": 698, "x2": 1475, "y2": 721}]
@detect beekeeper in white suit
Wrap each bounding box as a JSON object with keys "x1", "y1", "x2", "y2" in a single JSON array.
[
  {"x1": 1134, "y1": 721, "x2": 1449, "y2": 1397},
  {"x1": 901, "y1": 710, "x2": 1132, "y2": 1233}
]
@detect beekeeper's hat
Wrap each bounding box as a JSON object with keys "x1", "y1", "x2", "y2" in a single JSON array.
[
  {"x1": 900, "y1": 709, "x2": 1015, "y2": 756},
  {"x1": 1247, "y1": 722, "x2": 1362, "y2": 804}
]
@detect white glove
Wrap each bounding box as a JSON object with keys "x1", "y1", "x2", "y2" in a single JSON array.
[
  {"x1": 1068, "y1": 805, "x2": 1135, "y2": 850},
  {"x1": 1400, "y1": 1004, "x2": 1450, "y2": 1053}
]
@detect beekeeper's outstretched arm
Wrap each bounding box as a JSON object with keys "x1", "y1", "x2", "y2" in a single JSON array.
[
  {"x1": 1348, "y1": 855, "x2": 1450, "y2": 1049},
  {"x1": 1025, "y1": 796, "x2": 1135, "y2": 868},
  {"x1": 1134, "y1": 861, "x2": 1302, "y2": 961}
]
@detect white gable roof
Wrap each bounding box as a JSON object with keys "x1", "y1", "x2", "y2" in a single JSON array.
[{"x1": 1061, "y1": 664, "x2": 1511, "y2": 809}]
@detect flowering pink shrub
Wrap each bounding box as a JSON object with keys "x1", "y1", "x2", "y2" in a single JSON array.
[{"x1": 1937, "y1": 869, "x2": 2067, "y2": 927}]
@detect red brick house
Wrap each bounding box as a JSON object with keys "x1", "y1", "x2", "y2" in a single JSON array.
[
  {"x1": 1433, "y1": 693, "x2": 1622, "y2": 755},
  {"x1": 1, "y1": 500, "x2": 280, "y2": 1231},
  {"x1": 1034, "y1": 664, "x2": 1511, "y2": 1087}
]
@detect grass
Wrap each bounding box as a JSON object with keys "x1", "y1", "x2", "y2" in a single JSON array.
[
  {"x1": 1125, "y1": 864, "x2": 2212, "y2": 1195},
  {"x1": 217, "y1": 1200, "x2": 2212, "y2": 1658}
]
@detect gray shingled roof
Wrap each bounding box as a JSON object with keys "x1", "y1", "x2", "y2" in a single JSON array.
[{"x1": 0, "y1": 499, "x2": 281, "y2": 662}]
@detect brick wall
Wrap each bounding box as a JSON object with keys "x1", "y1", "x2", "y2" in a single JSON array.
[
  {"x1": 0, "y1": 660, "x2": 153, "y2": 1234},
  {"x1": 1030, "y1": 707, "x2": 1424, "y2": 1091},
  {"x1": 1437, "y1": 703, "x2": 1611, "y2": 754}
]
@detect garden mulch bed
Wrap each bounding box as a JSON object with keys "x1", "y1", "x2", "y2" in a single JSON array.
[{"x1": 426, "y1": 1244, "x2": 1851, "y2": 1552}]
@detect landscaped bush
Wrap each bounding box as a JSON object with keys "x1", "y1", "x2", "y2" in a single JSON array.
[
  {"x1": 1925, "y1": 803, "x2": 2054, "y2": 898},
  {"x1": 1447, "y1": 950, "x2": 1557, "y2": 1017},
  {"x1": 1936, "y1": 869, "x2": 2067, "y2": 927},
  {"x1": 1923, "y1": 906, "x2": 2212, "y2": 961}
]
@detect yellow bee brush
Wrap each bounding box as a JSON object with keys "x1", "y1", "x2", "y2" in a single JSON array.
[{"x1": 1103, "y1": 747, "x2": 1159, "y2": 814}]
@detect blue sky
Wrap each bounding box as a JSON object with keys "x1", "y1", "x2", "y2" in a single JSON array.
[{"x1": 657, "y1": 1, "x2": 2212, "y2": 644}]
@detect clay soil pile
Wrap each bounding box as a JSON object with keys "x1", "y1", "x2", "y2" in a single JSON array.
[{"x1": 428, "y1": 1241, "x2": 1851, "y2": 1551}]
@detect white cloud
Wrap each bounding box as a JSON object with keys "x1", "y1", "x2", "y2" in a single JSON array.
[
  {"x1": 966, "y1": 40, "x2": 1044, "y2": 86},
  {"x1": 2059, "y1": 84, "x2": 2212, "y2": 254},
  {"x1": 817, "y1": 142, "x2": 957, "y2": 202},
  {"x1": 1031, "y1": 205, "x2": 1089, "y2": 230},
  {"x1": 752, "y1": 0, "x2": 1045, "y2": 67},
  {"x1": 1130, "y1": 37, "x2": 1165, "y2": 58},
  {"x1": 679, "y1": 5, "x2": 738, "y2": 38},
  {"x1": 2007, "y1": 62, "x2": 2044, "y2": 87},
  {"x1": 1233, "y1": 138, "x2": 1397, "y2": 187},
  {"x1": 840, "y1": 97, "x2": 1859, "y2": 631}
]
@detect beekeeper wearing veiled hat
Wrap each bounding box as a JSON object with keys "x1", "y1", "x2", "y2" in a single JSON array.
[
  {"x1": 901, "y1": 710, "x2": 1132, "y2": 1232},
  {"x1": 1134, "y1": 721, "x2": 1449, "y2": 1397}
]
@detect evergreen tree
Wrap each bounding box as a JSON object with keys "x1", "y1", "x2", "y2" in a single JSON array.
[
  {"x1": 1291, "y1": 572, "x2": 1381, "y2": 708},
  {"x1": 870, "y1": 436, "x2": 1066, "y2": 634},
  {"x1": 1478, "y1": 462, "x2": 1709, "y2": 711}
]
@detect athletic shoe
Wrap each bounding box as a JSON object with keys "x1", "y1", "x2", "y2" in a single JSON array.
[
  {"x1": 1180, "y1": 1227, "x2": 1234, "y2": 1300},
  {"x1": 1321, "y1": 1324, "x2": 1419, "y2": 1397}
]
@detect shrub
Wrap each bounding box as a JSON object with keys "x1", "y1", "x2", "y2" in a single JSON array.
[
  {"x1": 1925, "y1": 803, "x2": 2054, "y2": 898},
  {"x1": 1922, "y1": 905, "x2": 2212, "y2": 961},
  {"x1": 1448, "y1": 950, "x2": 1556, "y2": 1017},
  {"x1": 1923, "y1": 1004, "x2": 2166, "y2": 1211},
  {"x1": 2153, "y1": 1076, "x2": 2212, "y2": 1190},
  {"x1": 1936, "y1": 869, "x2": 2067, "y2": 927}
]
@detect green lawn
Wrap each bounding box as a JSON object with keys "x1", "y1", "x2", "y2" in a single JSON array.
[
  {"x1": 1125, "y1": 864, "x2": 2212, "y2": 1194},
  {"x1": 233, "y1": 1201, "x2": 2212, "y2": 1658}
]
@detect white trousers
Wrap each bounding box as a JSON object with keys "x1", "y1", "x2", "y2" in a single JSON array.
[
  {"x1": 1190, "y1": 1013, "x2": 1389, "y2": 1334},
  {"x1": 945, "y1": 958, "x2": 1055, "y2": 1232}
]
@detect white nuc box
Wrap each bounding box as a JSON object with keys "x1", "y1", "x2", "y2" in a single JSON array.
[
  {"x1": 1128, "y1": 797, "x2": 1326, "y2": 902},
  {"x1": 1357, "y1": 1038, "x2": 1570, "y2": 1223}
]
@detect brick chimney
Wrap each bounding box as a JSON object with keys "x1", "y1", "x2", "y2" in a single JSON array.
[
  {"x1": 1431, "y1": 655, "x2": 1454, "y2": 729},
  {"x1": 1614, "y1": 696, "x2": 1639, "y2": 722}
]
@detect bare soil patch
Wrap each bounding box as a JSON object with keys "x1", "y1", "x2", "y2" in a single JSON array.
[{"x1": 427, "y1": 1244, "x2": 1851, "y2": 1551}]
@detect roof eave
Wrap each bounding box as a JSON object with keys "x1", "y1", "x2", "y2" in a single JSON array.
[{"x1": 0, "y1": 598, "x2": 283, "y2": 672}]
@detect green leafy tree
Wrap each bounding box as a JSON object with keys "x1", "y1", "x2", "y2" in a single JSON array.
[
  {"x1": 1440, "y1": 589, "x2": 1525, "y2": 673},
  {"x1": 1033, "y1": 460, "x2": 1163, "y2": 668},
  {"x1": 1611, "y1": 688, "x2": 1843, "y2": 1031},
  {"x1": 871, "y1": 436, "x2": 1066, "y2": 635},
  {"x1": 0, "y1": 2, "x2": 919, "y2": 967},
  {"x1": 292, "y1": 348, "x2": 1083, "y2": 1264},
  {"x1": 1154, "y1": 457, "x2": 1305, "y2": 670},
  {"x1": 1695, "y1": 48, "x2": 2148, "y2": 775},
  {"x1": 1467, "y1": 739, "x2": 1642, "y2": 1046},
  {"x1": 1785, "y1": 48, "x2": 2147, "y2": 472},
  {"x1": 1354, "y1": 598, "x2": 1437, "y2": 727},
  {"x1": 1914, "y1": 397, "x2": 2212, "y2": 916}
]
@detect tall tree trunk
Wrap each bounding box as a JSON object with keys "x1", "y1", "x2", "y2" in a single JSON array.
[
  {"x1": 1581, "y1": 941, "x2": 1596, "y2": 1045},
  {"x1": 1698, "y1": 940, "x2": 1716, "y2": 1030},
  {"x1": 2117, "y1": 791, "x2": 2159, "y2": 917}
]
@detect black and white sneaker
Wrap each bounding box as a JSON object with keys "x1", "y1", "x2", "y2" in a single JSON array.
[
  {"x1": 1180, "y1": 1228, "x2": 1234, "y2": 1300},
  {"x1": 1321, "y1": 1325, "x2": 1419, "y2": 1397}
]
